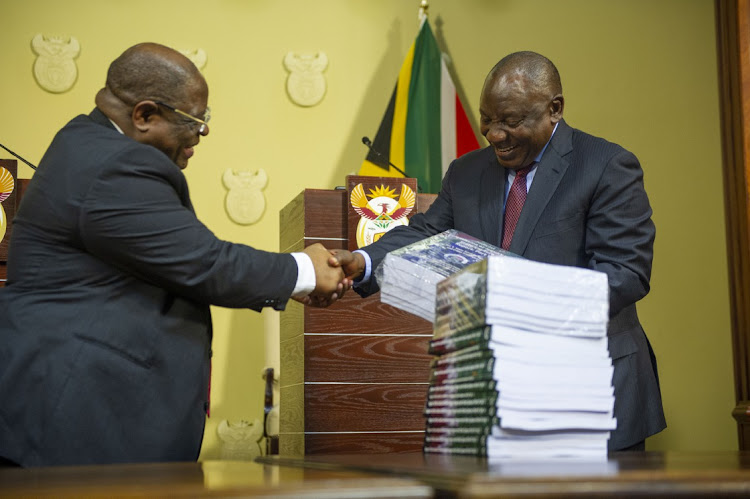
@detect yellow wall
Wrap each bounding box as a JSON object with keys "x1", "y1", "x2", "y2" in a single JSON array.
[{"x1": 1, "y1": 0, "x2": 734, "y2": 456}]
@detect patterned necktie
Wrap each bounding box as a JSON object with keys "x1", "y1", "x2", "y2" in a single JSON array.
[{"x1": 501, "y1": 165, "x2": 534, "y2": 250}]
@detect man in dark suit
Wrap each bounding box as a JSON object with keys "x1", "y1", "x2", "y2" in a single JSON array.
[
  {"x1": 331, "y1": 51, "x2": 666, "y2": 451},
  {"x1": 0, "y1": 42, "x2": 347, "y2": 467}
]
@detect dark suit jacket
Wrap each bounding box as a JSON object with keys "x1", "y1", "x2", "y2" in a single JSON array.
[
  {"x1": 358, "y1": 119, "x2": 666, "y2": 450},
  {"x1": 0, "y1": 109, "x2": 299, "y2": 466}
]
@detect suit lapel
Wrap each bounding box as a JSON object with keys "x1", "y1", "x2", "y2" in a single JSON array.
[
  {"x1": 508, "y1": 120, "x2": 574, "y2": 255},
  {"x1": 478, "y1": 149, "x2": 506, "y2": 247}
]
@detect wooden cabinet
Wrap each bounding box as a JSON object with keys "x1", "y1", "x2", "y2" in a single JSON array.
[
  {"x1": 278, "y1": 189, "x2": 436, "y2": 455},
  {"x1": 717, "y1": 0, "x2": 750, "y2": 449}
]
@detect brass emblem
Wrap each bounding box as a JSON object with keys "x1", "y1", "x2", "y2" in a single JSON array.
[
  {"x1": 0, "y1": 167, "x2": 14, "y2": 244},
  {"x1": 350, "y1": 183, "x2": 415, "y2": 248}
]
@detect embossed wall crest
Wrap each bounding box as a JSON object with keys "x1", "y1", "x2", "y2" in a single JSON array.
[
  {"x1": 179, "y1": 48, "x2": 207, "y2": 71},
  {"x1": 283, "y1": 52, "x2": 328, "y2": 107},
  {"x1": 31, "y1": 34, "x2": 80, "y2": 93},
  {"x1": 223, "y1": 168, "x2": 267, "y2": 225}
]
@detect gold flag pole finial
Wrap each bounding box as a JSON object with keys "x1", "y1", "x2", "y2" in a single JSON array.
[{"x1": 419, "y1": 0, "x2": 429, "y2": 22}]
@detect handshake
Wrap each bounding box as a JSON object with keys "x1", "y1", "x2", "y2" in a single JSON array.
[{"x1": 297, "y1": 243, "x2": 367, "y2": 307}]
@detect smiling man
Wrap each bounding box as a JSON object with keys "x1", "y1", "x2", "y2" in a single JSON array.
[
  {"x1": 96, "y1": 43, "x2": 211, "y2": 169},
  {"x1": 0, "y1": 42, "x2": 347, "y2": 467},
  {"x1": 331, "y1": 51, "x2": 666, "y2": 452}
]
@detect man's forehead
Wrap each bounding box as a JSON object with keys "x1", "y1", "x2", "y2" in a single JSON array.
[
  {"x1": 182, "y1": 82, "x2": 209, "y2": 107},
  {"x1": 482, "y1": 77, "x2": 528, "y2": 104},
  {"x1": 488, "y1": 70, "x2": 530, "y2": 92}
]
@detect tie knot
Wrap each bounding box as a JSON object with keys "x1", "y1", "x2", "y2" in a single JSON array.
[{"x1": 515, "y1": 163, "x2": 535, "y2": 178}]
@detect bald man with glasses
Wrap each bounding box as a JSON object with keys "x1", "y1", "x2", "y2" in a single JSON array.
[{"x1": 0, "y1": 42, "x2": 348, "y2": 467}]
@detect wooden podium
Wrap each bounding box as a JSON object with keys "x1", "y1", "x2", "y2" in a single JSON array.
[{"x1": 278, "y1": 188, "x2": 436, "y2": 455}]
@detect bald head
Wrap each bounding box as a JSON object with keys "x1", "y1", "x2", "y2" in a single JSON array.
[
  {"x1": 105, "y1": 42, "x2": 205, "y2": 106},
  {"x1": 486, "y1": 51, "x2": 562, "y2": 100},
  {"x1": 96, "y1": 43, "x2": 210, "y2": 169},
  {"x1": 479, "y1": 51, "x2": 563, "y2": 170}
]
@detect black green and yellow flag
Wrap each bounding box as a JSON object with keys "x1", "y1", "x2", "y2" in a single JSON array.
[{"x1": 359, "y1": 19, "x2": 480, "y2": 193}]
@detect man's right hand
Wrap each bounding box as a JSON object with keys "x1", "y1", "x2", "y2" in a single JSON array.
[{"x1": 328, "y1": 249, "x2": 366, "y2": 280}]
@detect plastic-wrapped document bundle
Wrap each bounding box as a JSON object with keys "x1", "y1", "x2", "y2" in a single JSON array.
[
  {"x1": 424, "y1": 254, "x2": 615, "y2": 460},
  {"x1": 374, "y1": 230, "x2": 512, "y2": 322},
  {"x1": 434, "y1": 257, "x2": 609, "y2": 339}
]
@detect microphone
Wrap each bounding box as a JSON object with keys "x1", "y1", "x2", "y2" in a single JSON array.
[
  {"x1": 0, "y1": 142, "x2": 37, "y2": 170},
  {"x1": 361, "y1": 136, "x2": 408, "y2": 178},
  {"x1": 361, "y1": 136, "x2": 421, "y2": 192}
]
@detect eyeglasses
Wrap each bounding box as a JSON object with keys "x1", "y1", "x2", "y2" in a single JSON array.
[{"x1": 154, "y1": 101, "x2": 211, "y2": 134}]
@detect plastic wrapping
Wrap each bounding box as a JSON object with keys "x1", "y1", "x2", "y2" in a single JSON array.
[
  {"x1": 426, "y1": 251, "x2": 615, "y2": 459},
  {"x1": 434, "y1": 254, "x2": 609, "y2": 339},
  {"x1": 376, "y1": 229, "x2": 511, "y2": 322}
]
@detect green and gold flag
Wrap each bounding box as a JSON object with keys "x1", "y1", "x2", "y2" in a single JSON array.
[{"x1": 359, "y1": 19, "x2": 480, "y2": 193}]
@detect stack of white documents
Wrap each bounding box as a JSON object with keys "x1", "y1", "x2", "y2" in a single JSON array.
[
  {"x1": 425, "y1": 254, "x2": 614, "y2": 459},
  {"x1": 376, "y1": 229, "x2": 507, "y2": 322}
]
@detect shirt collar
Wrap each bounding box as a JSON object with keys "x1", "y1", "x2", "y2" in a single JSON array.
[
  {"x1": 533, "y1": 121, "x2": 559, "y2": 164},
  {"x1": 108, "y1": 118, "x2": 124, "y2": 135}
]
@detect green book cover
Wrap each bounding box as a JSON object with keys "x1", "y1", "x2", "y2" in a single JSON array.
[
  {"x1": 426, "y1": 392, "x2": 498, "y2": 409},
  {"x1": 429, "y1": 325, "x2": 492, "y2": 355},
  {"x1": 429, "y1": 357, "x2": 494, "y2": 385},
  {"x1": 427, "y1": 379, "x2": 497, "y2": 397}
]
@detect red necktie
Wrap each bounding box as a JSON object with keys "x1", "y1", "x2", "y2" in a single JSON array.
[{"x1": 501, "y1": 165, "x2": 533, "y2": 250}]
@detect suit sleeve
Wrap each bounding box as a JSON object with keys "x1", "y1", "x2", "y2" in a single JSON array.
[
  {"x1": 78, "y1": 146, "x2": 298, "y2": 310},
  {"x1": 355, "y1": 163, "x2": 459, "y2": 296},
  {"x1": 586, "y1": 148, "x2": 654, "y2": 317}
]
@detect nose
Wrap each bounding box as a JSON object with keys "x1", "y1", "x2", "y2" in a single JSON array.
[
  {"x1": 484, "y1": 124, "x2": 507, "y2": 144},
  {"x1": 199, "y1": 123, "x2": 210, "y2": 136}
]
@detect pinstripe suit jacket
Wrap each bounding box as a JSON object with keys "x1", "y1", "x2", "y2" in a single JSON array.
[
  {"x1": 357, "y1": 119, "x2": 666, "y2": 450},
  {"x1": 0, "y1": 109, "x2": 299, "y2": 466}
]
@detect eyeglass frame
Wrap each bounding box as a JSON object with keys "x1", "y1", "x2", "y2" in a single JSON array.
[{"x1": 154, "y1": 100, "x2": 211, "y2": 134}]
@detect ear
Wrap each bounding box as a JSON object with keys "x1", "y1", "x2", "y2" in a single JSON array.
[
  {"x1": 550, "y1": 94, "x2": 564, "y2": 123},
  {"x1": 131, "y1": 101, "x2": 160, "y2": 132}
]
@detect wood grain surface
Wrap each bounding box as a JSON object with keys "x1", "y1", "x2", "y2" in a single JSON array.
[{"x1": 279, "y1": 188, "x2": 437, "y2": 455}]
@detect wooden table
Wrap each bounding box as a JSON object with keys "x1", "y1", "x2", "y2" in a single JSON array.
[
  {"x1": 0, "y1": 459, "x2": 432, "y2": 498},
  {"x1": 5, "y1": 452, "x2": 750, "y2": 497},
  {"x1": 259, "y1": 451, "x2": 750, "y2": 497}
]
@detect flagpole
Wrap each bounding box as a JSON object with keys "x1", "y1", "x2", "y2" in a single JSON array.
[{"x1": 418, "y1": 0, "x2": 428, "y2": 23}]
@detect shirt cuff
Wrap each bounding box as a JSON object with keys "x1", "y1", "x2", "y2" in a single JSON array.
[
  {"x1": 291, "y1": 252, "x2": 315, "y2": 297},
  {"x1": 353, "y1": 249, "x2": 372, "y2": 285}
]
